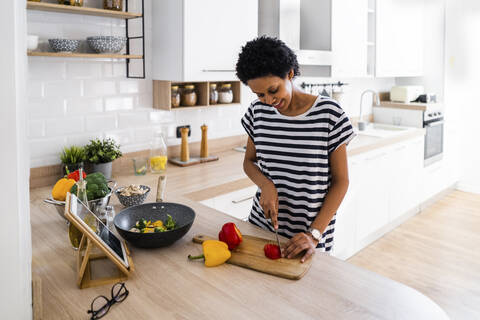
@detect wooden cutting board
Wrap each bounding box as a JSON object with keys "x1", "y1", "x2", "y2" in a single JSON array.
[{"x1": 192, "y1": 234, "x2": 313, "y2": 280}]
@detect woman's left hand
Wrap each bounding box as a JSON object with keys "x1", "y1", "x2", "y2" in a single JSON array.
[{"x1": 282, "y1": 232, "x2": 318, "y2": 263}]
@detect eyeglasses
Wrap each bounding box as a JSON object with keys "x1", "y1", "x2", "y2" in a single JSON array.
[{"x1": 87, "y1": 282, "x2": 129, "y2": 320}]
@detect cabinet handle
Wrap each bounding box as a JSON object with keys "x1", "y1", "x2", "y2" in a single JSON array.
[
  {"x1": 366, "y1": 152, "x2": 387, "y2": 161},
  {"x1": 232, "y1": 195, "x2": 254, "y2": 204},
  {"x1": 202, "y1": 69, "x2": 235, "y2": 72}
]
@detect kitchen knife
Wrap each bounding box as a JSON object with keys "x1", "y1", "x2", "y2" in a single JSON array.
[
  {"x1": 271, "y1": 219, "x2": 282, "y2": 255},
  {"x1": 274, "y1": 228, "x2": 282, "y2": 255}
]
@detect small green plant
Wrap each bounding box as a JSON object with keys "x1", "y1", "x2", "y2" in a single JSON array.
[
  {"x1": 60, "y1": 146, "x2": 85, "y2": 165},
  {"x1": 84, "y1": 138, "x2": 122, "y2": 164}
]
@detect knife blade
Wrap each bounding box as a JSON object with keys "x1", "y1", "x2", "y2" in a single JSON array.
[{"x1": 271, "y1": 221, "x2": 282, "y2": 255}]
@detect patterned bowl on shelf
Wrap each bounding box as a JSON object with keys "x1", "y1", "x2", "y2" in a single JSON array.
[
  {"x1": 86, "y1": 36, "x2": 127, "y2": 54},
  {"x1": 48, "y1": 39, "x2": 80, "y2": 53}
]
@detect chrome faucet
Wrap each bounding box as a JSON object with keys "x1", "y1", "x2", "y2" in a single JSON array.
[{"x1": 358, "y1": 90, "x2": 380, "y2": 131}]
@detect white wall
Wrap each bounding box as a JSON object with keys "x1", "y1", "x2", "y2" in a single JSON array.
[
  {"x1": 27, "y1": 0, "x2": 251, "y2": 168},
  {"x1": 0, "y1": 0, "x2": 32, "y2": 319},
  {"x1": 445, "y1": 0, "x2": 480, "y2": 193}
]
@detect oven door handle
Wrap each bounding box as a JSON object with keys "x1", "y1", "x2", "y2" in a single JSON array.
[{"x1": 425, "y1": 120, "x2": 444, "y2": 127}]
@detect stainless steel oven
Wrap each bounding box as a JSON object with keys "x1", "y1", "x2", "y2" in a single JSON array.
[
  {"x1": 373, "y1": 103, "x2": 445, "y2": 166},
  {"x1": 423, "y1": 113, "x2": 444, "y2": 166}
]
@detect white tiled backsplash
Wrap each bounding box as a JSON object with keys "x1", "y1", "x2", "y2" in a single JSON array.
[
  {"x1": 26, "y1": 0, "x2": 249, "y2": 168},
  {"x1": 27, "y1": 0, "x2": 394, "y2": 168}
]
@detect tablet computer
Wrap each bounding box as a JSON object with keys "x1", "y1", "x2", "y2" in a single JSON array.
[{"x1": 67, "y1": 193, "x2": 130, "y2": 269}]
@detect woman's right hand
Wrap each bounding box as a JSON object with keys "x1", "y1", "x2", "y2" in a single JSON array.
[{"x1": 260, "y1": 181, "x2": 279, "y2": 229}]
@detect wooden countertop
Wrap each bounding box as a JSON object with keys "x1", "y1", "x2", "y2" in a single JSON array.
[
  {"x1": 376, "y1": 101, "x2": 444, "y2": 111},
  {"x1": 31, "y1": 145, "x2": 448, "y2": 319}
]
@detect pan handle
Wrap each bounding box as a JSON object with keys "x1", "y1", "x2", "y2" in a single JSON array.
[
  {"x1": 44, "y1": 198, "x2": 65, "y2": 206},
  {"x1": 107, "y1": 179, "x2": 117, "y2": 192},
  {"x1": 156, "y1": 175, "x2": 167, "y2": 202}
]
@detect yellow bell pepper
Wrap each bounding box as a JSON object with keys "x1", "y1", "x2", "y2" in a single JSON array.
[
  {"x1": 51, "y1": 177, "x2": 76, "y2": 201},
  {"x1": 188, "y1": 240, "x2": 231, "y2": 267}
]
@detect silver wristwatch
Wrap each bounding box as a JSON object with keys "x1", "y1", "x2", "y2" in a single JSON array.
[{"x1": 308, "y1": 228, "x2": 321, "y2": 241}]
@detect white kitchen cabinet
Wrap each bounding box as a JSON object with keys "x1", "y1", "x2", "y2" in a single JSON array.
[
  {"x1": 355, "y1": 149, "x2": 390, "y2": 241},
  {"x1": 375, "y1": 0, "x2": 424, "y2": 77},
  {"x1": 334, "y1": 136, "x2": 425, "y2": 260},
  {"x1": 331, "y1": 0, "x2": 368, "y2": 77},
  {"x1": 260, "y1": 0, "x2": 369, "y2": 77},
  {"x1": 333, "y1": 156, "x2": 361, "y2": 260},
  {"x1": 388, "y1": 137, "x2": 424, "y2": 221},
  {"x1": 259, "y1": 0, "x2": 332, "y2": 69},
  {"x1": 152, "y1": 0, "x2": 258, "y2": 82},
  {"x1": 421, "y1": 161, "x2": 448, "y2": 201}
]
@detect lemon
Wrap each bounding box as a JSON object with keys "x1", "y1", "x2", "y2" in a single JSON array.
[{"x1": 150, "y1": 156, "x2": 168, "y2": 171}]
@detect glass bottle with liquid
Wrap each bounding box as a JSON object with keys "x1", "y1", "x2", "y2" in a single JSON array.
[
  {"x1": 149, "y1": 131, "x2": 168, "y2": 173},
  {"x1": 104, "y1": 206, "x2": 115, "y2": 230},
  {"x1": 68, "y1": 168, "x2": 98, "y2": 249},
  {"x1": 68, "y1": 168, "x2": 87, "y2": 249}
]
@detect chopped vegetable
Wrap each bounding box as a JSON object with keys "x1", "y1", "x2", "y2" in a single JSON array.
[
  {"x1": 264, "y1": 244, "x2": 281, "y2": 260},
  {"x1": 154, "y1": 226, "x2": 166, "y2": 233},
  {"x1": 129, "y1": 216, "x2": 177, "y2": 233},
  {"x1": 152, "y1": 220, "x2": 164, "y2": 228},
  {"x1": 136, "y1": 219, "x2": 148, "y2": 229},
  {"x1": 165, "y1": 214, "x2": 176, "y2": 230}
]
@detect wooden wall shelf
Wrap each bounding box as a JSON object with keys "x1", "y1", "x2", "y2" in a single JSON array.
[
  {"x1": 153, "y1": 80, "x2": 241, "y2": 111},
  {"x1": 26, "y1": 2, "x2": 142, "y2": 19},
  {"x1": 27, "y1": 51, "x2": 143, "y2": 59}
]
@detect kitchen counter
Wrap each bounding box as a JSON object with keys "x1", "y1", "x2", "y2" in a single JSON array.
[
  {"x1": 31, "y1": 130, "x2": 445, "y2": 319},
  {"x1": 349, "y1": 124, "x2": 424, "y2": 156},
  {"x1": 377, "y1": 101, "x2": 444, "y2": 111}
]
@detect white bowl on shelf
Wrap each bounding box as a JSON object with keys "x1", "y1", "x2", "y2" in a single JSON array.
[{"x1": 27, "y1": 35, "x2": 38, "y2": 50}]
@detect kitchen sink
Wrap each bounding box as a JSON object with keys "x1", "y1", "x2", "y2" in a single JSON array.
[
  {"x1": 355, "y1": 123, "x2": 410, "y2": 138},
  {"x1": 348, "y1": 134, "x2": 382, "y2": 148}
]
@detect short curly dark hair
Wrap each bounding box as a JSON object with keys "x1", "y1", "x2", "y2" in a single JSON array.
[{"x1": 235, "y1": 36, "x2": 300, "y2": 85}]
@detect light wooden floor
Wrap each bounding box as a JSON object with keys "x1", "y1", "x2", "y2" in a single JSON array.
[{"x1": 348, "y1": 190, "x2": 480, "y2": 320}]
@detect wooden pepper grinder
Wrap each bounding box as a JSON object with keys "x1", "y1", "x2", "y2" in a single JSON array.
[
  {"x1": 200, "y1": 124, "x2": 208, "y2": 158},
  {"x1": 180, "y1": 126, "x2": 190, "y2": 162}
]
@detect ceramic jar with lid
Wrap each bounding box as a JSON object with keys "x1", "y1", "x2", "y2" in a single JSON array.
[
  {"x1": 104, "y1": 0, "x2": 122, "y2": 11},
  {"x1": 209, "y1": 83, "x2": 218, "y2": 105},
  {"x1": 171, "y1": 85, "x2": 180, "y2": 108},
  {"x1": 218, "y1": 83, "x2": 233, "y2": 104},
  {"x1": 181, "y1": 84, "x2": 197, "y2": 107}
]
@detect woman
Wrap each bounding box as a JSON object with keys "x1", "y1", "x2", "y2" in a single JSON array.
[{"x1": 236, "y1": 36, "x2": 355, "y2": 262}]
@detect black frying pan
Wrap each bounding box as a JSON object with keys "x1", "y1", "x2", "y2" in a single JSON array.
[{"x1": 113, "y1": 176, "x2": 195, "y2": 248}]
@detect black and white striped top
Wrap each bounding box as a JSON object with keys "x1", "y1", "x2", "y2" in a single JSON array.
[{"x1": 241, "y1": 96, "x2": 355, "y2": 252}]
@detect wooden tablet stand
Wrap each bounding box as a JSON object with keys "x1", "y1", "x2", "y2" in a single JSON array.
[
  {"x1": 65, "y1": 194, "x2": 134, "y2": 289},
  {"x1": 76, "y1": 234, "x2": 133, "y2": 289}
]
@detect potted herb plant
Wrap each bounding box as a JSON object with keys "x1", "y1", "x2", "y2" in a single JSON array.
[
  {"x1": 60, "y1": 145, "x2": 85, "y2": 175},
  {"x1": 84, "y1": 138, "x2": 122, "y2": 179}
]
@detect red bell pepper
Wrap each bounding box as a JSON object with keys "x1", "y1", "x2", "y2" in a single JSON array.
[
  {"x1": 67, "y1": 169, "x2": 86, "y2": 182},
  {"x1": 264, "y1": 244, "x2": 281, "y2": 260},
  {"x1": 218, "y1": 222, "x2": 242, "y2": 250}
]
